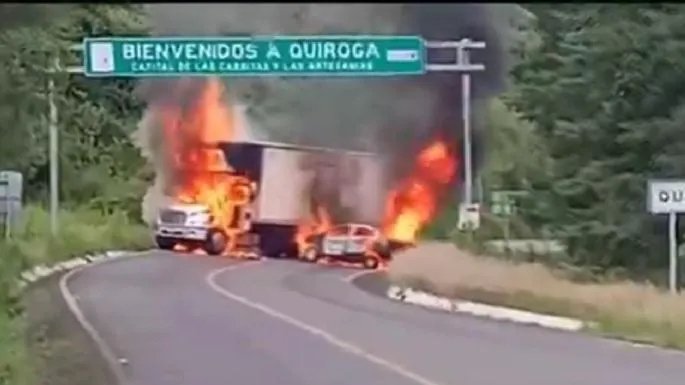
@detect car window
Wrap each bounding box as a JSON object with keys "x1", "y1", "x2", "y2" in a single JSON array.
[
  {"x1": 328, "y1": 225, "x2": 350, "y2": 236},
  {"x1": 352, "y1": 226, "x2": 375, "y2": 237}
]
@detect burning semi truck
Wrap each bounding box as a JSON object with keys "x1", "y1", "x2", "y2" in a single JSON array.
[{"x1": 153, "y1": 139, "x2": 389, "y2": 259}]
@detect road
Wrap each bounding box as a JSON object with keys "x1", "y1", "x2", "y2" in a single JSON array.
[{"x1": 65, "y1": 251, "x2": 685, "y2": 385}]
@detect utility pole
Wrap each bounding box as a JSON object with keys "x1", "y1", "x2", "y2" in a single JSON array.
[
  {"x1": 48, "y1": 66, "x2": 58, "y2": 235},
  {"x1": 48, "y1": 44, "x2": 84, "y2": 235},
  {"x1": 460, "y1": 47, "x2": 474, "y2": 205},
  {"x1": 425, "y1": 38, "x2": 486, "y2": 229}
]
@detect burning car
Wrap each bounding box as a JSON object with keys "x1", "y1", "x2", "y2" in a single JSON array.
[{"x1": 298, "y1": 223, "x2": 411, "y2": 269}]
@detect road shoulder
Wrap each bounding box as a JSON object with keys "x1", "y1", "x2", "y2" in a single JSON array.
[
  {"x1": 351, "y1": 270, "x2": 584, "y2": 331},
  {"x1": 24, "y1": 273, "x2": 117, "y2": 385}
]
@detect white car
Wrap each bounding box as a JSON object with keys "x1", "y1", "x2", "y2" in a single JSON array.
[{"x1": 299, "y1": 223, "x2": 399, "y2": 269}]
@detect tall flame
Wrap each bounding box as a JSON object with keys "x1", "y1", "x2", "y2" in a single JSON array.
[
  {"x1": 161, "y1": 78, "x2": 252, "y2": 254},
  {"x1": 294, "y1": 205, "x2": 333, "y2": 255},
  {"x1": 382, "y1": 139, "x2": 458, "y2": 243}
]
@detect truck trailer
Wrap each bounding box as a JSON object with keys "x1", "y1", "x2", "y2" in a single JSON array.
[{"x1": 153, "y1": 140, "x2": 387, "y2": 258}]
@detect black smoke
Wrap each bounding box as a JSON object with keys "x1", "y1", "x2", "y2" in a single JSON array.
[{"x1": 384, "y1": 4, "x2": 506, "y2": 184}]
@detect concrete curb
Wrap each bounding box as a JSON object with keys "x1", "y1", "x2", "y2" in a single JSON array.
[
  {"x1": 387, "y1": 285, "x2": 586, "y2": 332},
  {"x1": 16, "y1": 250, "x2": 132, "y2": 290}
]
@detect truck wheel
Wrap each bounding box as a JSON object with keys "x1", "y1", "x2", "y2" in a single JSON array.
[
  {"x1": 362, "y1": 255, "x2": 379, "y2": 270},
  {"x1": 155, "y1": 236, "x2": 176, "y2": 251},
  {"x1": 302, "y1": 247, "x2": 320, "y2": 263},
  {"x1": 372, "y1": 242, "x2": 392, "y2": 260},
  {"x1": 204, "y1": 229, "x2": 228, "y2": 256}
]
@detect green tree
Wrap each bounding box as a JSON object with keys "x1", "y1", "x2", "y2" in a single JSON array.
[
  {"x1": 0, "y1": 4, "x2": 149, "y2": 218},
  {"x1": 511, "y1": 5, "x2": 685, "y2": 271},
  {"x1": 0, "y1": 4, "x2": 73, "y2": 32},
  {"x1": 483, "y1": 97, "x2": 549, "y2": 191}
]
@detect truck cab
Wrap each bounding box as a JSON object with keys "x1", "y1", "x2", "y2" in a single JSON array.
[
  {"x1": 154, "y1": 204, "x2": 217, "y2": 252},
  {"x1": 154, "y1": 200, "x2": 258, "y2": 256}
]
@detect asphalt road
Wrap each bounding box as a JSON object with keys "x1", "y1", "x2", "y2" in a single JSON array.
[{"x1": 66, "y1": 251, "x2": 685, "y2": 385}]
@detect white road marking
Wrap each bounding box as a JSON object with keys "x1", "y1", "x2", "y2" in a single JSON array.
[
  {"x1": 206, "y1": 263, "x2": 443, "y2": 385},
  {"x1": 605, "y1": 338, "x2": 685, "y2": 356},
  {"x1": 342, "y1": 269, "x2": 377, "y2": 283}
]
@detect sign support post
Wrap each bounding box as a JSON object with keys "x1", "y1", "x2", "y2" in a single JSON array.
[
  {"x1": 4, "y1": 194, "x2": 9, "y2": 239},
  {"x1": 669, "y1": 211, "x2": 678, "y2": 293},
  {"x1": 647, "y1": 179, "x2": 685, "y2": 294},
  {"x1": 2, "y1": 180, "x2": 8, "y2": 239},
  {"x1": 502, "y1": 216, "x2": 511, "y2": 254}
]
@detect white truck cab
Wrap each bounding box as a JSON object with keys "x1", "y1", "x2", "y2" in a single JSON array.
[
  {"x1": 154, "y1": 203, "x2": 225, "y2": 255},
  {"x1": 154, "y1": 202, "x2": 256, "y2": 256}
]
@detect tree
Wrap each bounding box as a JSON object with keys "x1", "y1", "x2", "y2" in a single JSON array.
[
  {"x1": 510, "y1": 5, "x2": 685, "y2": 271},
  {"x1": 0, "y1": 4, "x2": 149, "y2": 218},
  {"x1": 483, "y1": 97, "x2": 549, "y2": 191},
  {"x1": 0, "y1": 4, "x2": 73, "y2": 32}
]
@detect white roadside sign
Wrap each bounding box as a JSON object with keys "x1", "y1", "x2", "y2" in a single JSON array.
[
  {"x1": 457, "y1": 203, "x2": 481, "y2": 231},
  {"x1": 646, "y1": 179, "x2": 685, "y2": 294},
  {"x1": 647, "y1": 179, "x2": 685, "y2": 214}
]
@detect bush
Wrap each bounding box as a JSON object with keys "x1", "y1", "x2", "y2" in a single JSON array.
[{"x1": 0, "y1": 205, "x2": 152, "y2": 385}]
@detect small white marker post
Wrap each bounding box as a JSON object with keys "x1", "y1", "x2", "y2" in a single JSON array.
[
  {"x1": 647, "y1": 179, "x2": 685, "y2": 293},
  {"x1": 669, "y1": 211, "x2": 678, "y2": 293}
]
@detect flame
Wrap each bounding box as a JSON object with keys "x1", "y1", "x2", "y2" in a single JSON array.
[
  {"x1": 294, "y1": 205, "x2": 333, "y2": 256},
  {"x1": 162, "y1": 78, "x2": 252, "y2": 255},
  {"x1": 382, "y1": 139, "x2": 458, "y2": 243}
]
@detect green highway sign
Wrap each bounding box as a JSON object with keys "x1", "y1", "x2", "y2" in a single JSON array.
[
  {"x1": 491, "y1": 190, "x2": 526, "y2": 217},
  {"x1": 492, "y1": 202, "x2": 514, "y2": 217},
  {"x1": 83, "y1": 36, "x2": 426, "y2": 77}
]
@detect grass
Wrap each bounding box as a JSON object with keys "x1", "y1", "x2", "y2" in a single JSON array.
[
  {"x1": 0, "y1": 205, "x2": 152, "y2": 385},
  {"x1": 387, "y1": 242, "x2": 685, "y2": 350}
]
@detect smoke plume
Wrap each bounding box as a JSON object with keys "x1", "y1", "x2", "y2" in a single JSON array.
[{"x1": 133, "y1": 4, "x2": 518, "y2": 224}]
